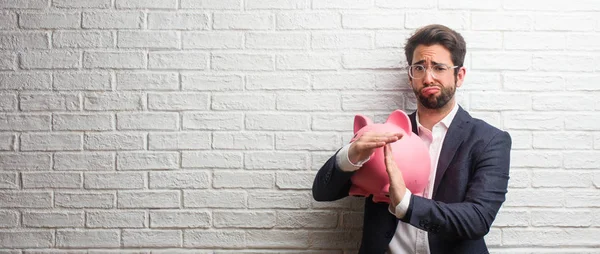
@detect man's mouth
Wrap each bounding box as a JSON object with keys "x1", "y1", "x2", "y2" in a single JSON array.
[{"x1": 421, "y1": 86, "x2": 440, "y2": 96}]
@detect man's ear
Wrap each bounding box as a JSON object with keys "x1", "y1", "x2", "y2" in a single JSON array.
[
  {"x1": 354, "y1": 114, "x2": 373, "y2": 134},
  {"x1": 456, "y1": 66, "x2": 466, "y2": 88}
]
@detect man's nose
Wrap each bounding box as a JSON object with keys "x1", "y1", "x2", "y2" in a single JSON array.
[{"x1": 422, "y1": 69, "x2": 435, "y2": 83}]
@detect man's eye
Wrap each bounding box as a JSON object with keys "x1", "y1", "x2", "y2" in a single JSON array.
[
  {"x1": 414, "y1": 66, "x2": 425, "y2": 71},
  {"x1": 434, "y1": 66, "x2": 447, "y2": 71}
]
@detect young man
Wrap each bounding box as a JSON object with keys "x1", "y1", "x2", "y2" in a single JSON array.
[{"x1": 312, "y1": 24, "x2": 512, "y2": 254}]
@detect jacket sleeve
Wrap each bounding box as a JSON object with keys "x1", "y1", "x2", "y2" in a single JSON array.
[
  {"x1": 312, "y1": 151, "x2": 356, "y2": 202},
  {"x1": 401, "y1": 131, "x2": 512, "y2": 239}
]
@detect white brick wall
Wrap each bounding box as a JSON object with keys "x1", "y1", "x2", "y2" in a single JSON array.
[{"x1": 0, "y1": 0, "x2": 599, "y2": 252}]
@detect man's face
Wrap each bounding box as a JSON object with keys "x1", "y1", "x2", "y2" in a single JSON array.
[{"x1": 408, "y1": 44, "x2": 465, "y2": 110}]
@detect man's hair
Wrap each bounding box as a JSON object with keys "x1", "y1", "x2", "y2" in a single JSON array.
[{"x1": 404, "y1": 24, "x2": 466, "y2": 68}]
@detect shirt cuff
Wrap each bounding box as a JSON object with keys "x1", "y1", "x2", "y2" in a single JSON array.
[
  {"x1": 388, "y1": 188, "x2": 412, "y2": 219},
  {"x1": 335, "y1": 142, "x2": 370, "y2": 172}
]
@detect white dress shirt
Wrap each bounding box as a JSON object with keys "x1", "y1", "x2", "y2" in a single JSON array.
[{"x1": 336, "y1": 102, "x2": 459, "y2": 254}]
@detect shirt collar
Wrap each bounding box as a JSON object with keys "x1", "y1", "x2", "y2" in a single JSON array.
[{"x1": 415, "y1": 101, "x2": 459, "y2": 132}]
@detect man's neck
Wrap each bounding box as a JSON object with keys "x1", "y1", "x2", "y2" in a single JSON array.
[{"x1": 417, "y1": 99, "x2": 456, "y2": 131}]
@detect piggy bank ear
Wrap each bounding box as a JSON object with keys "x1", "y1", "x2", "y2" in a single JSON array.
[
  {"x1": 354, "y1": 114, "x2": 373, "y2": 134},
  {"x1": 386, "y1": 110, "x2": 412, "y2": 134}
]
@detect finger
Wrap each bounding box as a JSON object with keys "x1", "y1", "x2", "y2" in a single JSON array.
[{"x1": 356, "y1": 141, "x2": 386, "y2": 150}]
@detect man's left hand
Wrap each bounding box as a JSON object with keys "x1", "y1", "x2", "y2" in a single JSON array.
[{"x1": 384, "y1": 143, "x2": 407, "y2": 208}]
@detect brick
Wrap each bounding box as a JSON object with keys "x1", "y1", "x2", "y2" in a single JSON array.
[
  {"x1": 214, "y1": 211, "x2": 275, "y2": 228},
  {"x1": 84, "y1": 132, "x2": 144, "y2": 151},
  {"x1": 245, "y1": 113, "x2": 309, "y2": 131},
  {"x1": 85, "y1": 172, "x2": 144, "y2": 189},
  {"x1": 504, "y1": 113, "x2": 563, "y2": 131},
  {"x1": 53, "y1": 31, "x2": 113, "y2": 48},
  {"x1": 84, "y1": 92, "x2": 143, "y2": 111},
  {"x1": 245, "y1": 152, "x2": 308, "y2": 170},
  {"x1": 277, "y1": 12, "x2": 340, "y2": 30},
  {"x1": 375, "y1": 31, "x2": 411, "y2": 49},
  {"x1": 342, "y1": 93, "x2": 403, "y2": 111},
  {"x1": 246, "y1": 32, "x2": 307, "y2": 49},
  {"x1": 277, "y1": 53, "x2": 339, "y2": 70},
  {"x1": 246, "y1": 74, "x2": 309, "y2": 91},
  {"x1": 22, "y1": 172, "x2": 81, "y2": 189},
  {"x1": 20, "y1": 93, "x2": 80, "y2": 111},
  {"x1": 565, "y1": 190, "x2": 600, "y2": 207},
  {"x1": 213, "y1": 171, "x2": 273, "y2": 189},
  {"x1": 118, "y1": 191, "x2": 180, "y2": 209},
  {"x1": 568, "y1": 33, "x2": 600, "y2": 51},
  {"x1": 117, "y1": 112, "x2": 178, "y2": 130},
  {"x1": 0, "y1": 191, "x2": 52, "y2": 208},
  {"x1": 117, "y1": 152, "x2": 178, "y2": 170},
  {"x1": 83, "y1": 11, "x2": 143, "y2": 29},
  {"x1": 182, "y1": 151, "x2": 242, "y2": 169},
  {"x1": 312, "y1": 195, "x2": 363, "y2": 210},
  {"x1": 532, "y1": 170, "x2": 592, "y2": 188},
  {"x1": 341, "y1": 212, "x2": 362, "y2": 229},
  {"x1": 314, "y1": 0, "x2": 372, "y2": 9},
  {"x1": 118, "y1": 31, "x2": 178, "y2": 49},
  {"x1": 248, "y1": 191, "x2": 311, "y2": 209},
  {"x1": 277, "y1": 93, "x2": 340, "y2": 111},
  {"x1": 313, "y1": 72, "x2": 404, "y2": 91},
  {"x1": 149, "y1": 171, "x2": 209, "y2": 189},
  {"x1": 211, "y1": 53, "x2": 273, "y2": 71},
  {"x1": 148, "y1": 12, "x2": 208, "y2": 30},
  {"x1": 563, "y1": 151, "x2": 600, "y2": 169},
  {"x1": 312, "y1": 32, "x2": 371, "y2": 49},
  {"x1": 149, "y1": 132, "x2": 210, "y2": 150},
  {"x1": 55, "y1": 191, "x2": 114, "y2": 208},
  {"x1": 533, "y1": 132, "x2": 593, "y2": 149},
  {"x1": 246, "y1": 0, "x2": 307, "y2": 9},
  {"x1": 0, "y1": 133, "x2": 15, "y2": 151},
  {"x1": 375, "y1": 0, "x2": 436, "y2": 8},
  {"x1": 0, "y1": 73, "x2": 51, "y2": 90},
  {"x1": 116, "y1": 0, "x2": 177, "y2": 9},
  {"x1": 565, "y1": 75, "x2": 600, "y2": 91},
  {"x1": 0, "y1": 51, "x2": 16, "y2": 70},
  {"x1": 472, "y1": 52, "x2": 531, "y2": 70},
  {"x1": 504, "y1": 0, "x2": 600, "y2": 11},
  {"x1": 0, "y1": 113, "x2": 51, "y2": 131},
  {"x1": 509, "y1": 131, "x2": 532, "y2": 150},
  {"x1": 84, "y1": 51, "x2": 145, "y2": 69},
  {"x1": 439, "y1": 0, "x2": 501, "y2": 9},
  {"x1": 116, "y1": 71, "x2": 179, "y2": 91},
  {"x1": 312, "y1": 114, "x2": 354, "y2": 132},
  {"x1": 56, "y1": 230, "x2": 119, "y2": 248},
  {"x1": 212, "y1": 93, "x2": 275, "y2": 111},
  {"x1": 533, "y1": 94, "x2": 595, "y2": 111},
  {"x1": 182, "y1": 74, "x2": 243, "y2": 91},
  {"x1": 406, "y1": 11, "x2": 468, "y2": 29},
  {"x1": 20, "y1": 50, "x2": 80, "y2": 69},
  {"x1": 183, "y1": 112, "x2": 243, "y2": 130},
  {"x1": 0, "y1": 153, "x2": 51, "y2": 171},
  {"x1": 504, "y1": 189, "x2": 563, "y2": 208},
  {"x1": 309, "y1": 231, "x2": 362, "y2": 249},
  {"x1": 276, "y1": 172, "x2": 314, "y2": 189},
  {"x1": 19, "y1": 12, "x2": 80, "y2": 29},
  {"x1": 460, "y1": 31, "x2": 502, "y2": 49},
  {"x1": 0, "y1": 230, "x2": 53, "y2": 248},
  {"x1": 53, "y1": 113, "x2": 113, "y2": 131},
  {"x1": 150, "y1": 211, "x2": 210, "y2": 228},
  {"x1": 343, "y1": 13, "x2": 403, "y2": 29},
  {"x1": 596, "y1": 134, "x2": 600, "y2": 150},
  {"x1": 245, "y1": 230, "x2": 308, "y2": 248},
  {"x1": 276, "y1": 133, "x2": 340, "y2": 151},
  {"x1": 470, "y1": 92, "x2": 531, "y2": 111},
  {"x1": 535, "y1": 14, "x2": 596, "y2": 31},
  {"x1": 505, "y1": 32, "x2": 566, "y2": 50},
  {"x1": 0, "y1": 32, "x2": 48, "y2": 49},
  {"x1": 212, "y1": 132, "x2": 273, "y2": 150},
  {"x1": 503, "y1": 228, "x2": 600, "y2": 247},
  {"x1": 530, "y1": 209, "x2": 592, "y2": 227},
  {"x1": 149, "y1": 52, "x2": 207, "y2": 70},
  {"x1": 533, "y1": 54, "x2": 595, "y2": 72},
  {"x1": 24, "y1": 250, "x2": 88, "y2": 254},
  {"x1": 492, "y1": 209, "x2": 528, "y2": 227},
  {"x1": 0, "y1": 12, "x2": 16, "y2": 29},
  {"x1": 503, "y1": 73, "x2": 564, "y2": 91},
  {"x1": 184, "y1": 190, "x2": 246, "y2": 208},
  {"x1": 87, "y1": 211, "x2": 146, "y2": 228},
  {"x1": 472, "y1": 13, "x2": 531, "y2": 31},
  {"x1": 23, "y1": 211, "x2": 83, "y2": 228},
  {"x1": 184, "y1": 230, "x2": 244, "y2": 248},
  {"x1": 511, "y1": 151, "x2": 562, "y2": 168},
  {"x1": 0, "y1": 172, "x2": 18, "y2": 189},
  {"x1": 181, "y1": 0, "x2": 241, "y2": 9},
  {"x1": 182, "y1": 32, "x2": 242, "y2": 49},
  {"x1": 53, "y1": 0, "x2": 111, "y2": 8},
  {"x1": 53, "y1": 72, "x2": 111, "y2": 91},
  {"x1": 20, "y1": 133, "x2": 80, "y2": 152},
  {"x1": 213, "y1": 13, "x2": 272, "y2": 30},
  {"x1": 0, "y1": 210, "x2": 19, "y2": 227},
  {"x1": 566, "y1": 114, "x2": 600, "y2": 131},
  {"x1": 54, "y1": 152, "x2": 114, "y2": 171},
  {"x1": 342, "y1": 50, "x2": 403, "y2": 69}
]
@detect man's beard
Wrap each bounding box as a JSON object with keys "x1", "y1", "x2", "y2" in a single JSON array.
[{"x1": 413, "y1": 83, "x2": 456, "y2": 109}]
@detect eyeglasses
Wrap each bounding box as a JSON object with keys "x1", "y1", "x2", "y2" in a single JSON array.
[{"x1": 408, "y1": 63, "x2": 459, "y2": 79}]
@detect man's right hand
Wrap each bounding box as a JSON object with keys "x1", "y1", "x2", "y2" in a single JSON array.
[{"x1": 348, "y1": 131, "x2": 403, "y2": 167}]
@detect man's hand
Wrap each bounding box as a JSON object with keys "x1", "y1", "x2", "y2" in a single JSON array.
[
  {"x1": 348, "y1": 132, "x2": 403, "y2": 166},
  {"x1": 385, "y1": 143, "x2": 407, "y2": 208}
]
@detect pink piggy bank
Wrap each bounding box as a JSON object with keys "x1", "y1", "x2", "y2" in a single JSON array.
[{"x1": 349, "y1": 110, "x2": 430, "y2": 203}]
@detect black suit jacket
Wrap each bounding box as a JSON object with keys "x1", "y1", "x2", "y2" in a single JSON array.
[{"x1": 312, "y1": 107, "x2": 511, "y2": 254}]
